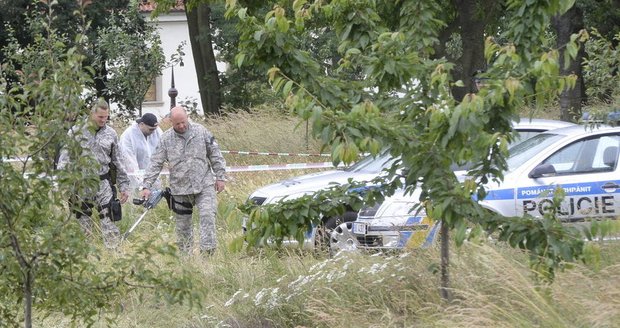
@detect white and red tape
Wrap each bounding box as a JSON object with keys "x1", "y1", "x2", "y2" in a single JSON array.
[{"x1": 5, "y1": 150, "x2": 338, "y2": 172}]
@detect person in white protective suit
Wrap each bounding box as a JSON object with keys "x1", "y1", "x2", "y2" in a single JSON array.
[{"x1": 119, "y1": 113, "x2": 163, "y2": 194}]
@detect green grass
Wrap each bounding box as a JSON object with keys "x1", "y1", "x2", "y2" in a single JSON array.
[{"x1": 39, "y1": 108, "x2": 620, "y2": 328}]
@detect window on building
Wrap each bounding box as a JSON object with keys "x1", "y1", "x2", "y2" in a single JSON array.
[{"x1": 143, "y1": 76, "x2": 162, "y2": 103}]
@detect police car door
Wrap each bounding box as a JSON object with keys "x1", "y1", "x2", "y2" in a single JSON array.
[{"x1": 516, "y1": 132, "x2": 620, "y2": 221}]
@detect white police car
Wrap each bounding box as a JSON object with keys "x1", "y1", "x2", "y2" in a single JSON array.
[
  {"x1": 344, "y1": 125, "x2": 620, "y2": 251},
  {"x1": 482, "y1": 125, "x2": 619, "y2": 221},
  {"x1": 246, "y1": 118, "x2": 576, "y2": 250},
  {"x1": 245, "y1": 150, "x2": 396, "y2": 248}
]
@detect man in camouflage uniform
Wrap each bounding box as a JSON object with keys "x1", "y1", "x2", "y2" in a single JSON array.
[
  {"x1": 140, "y1": 106, "x2": 226, "y2": 254},
  {"x1": 58, "y1": 99, "x2": 130, "y2": 247}
]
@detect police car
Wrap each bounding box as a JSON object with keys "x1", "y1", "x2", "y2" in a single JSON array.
[
  {"x1": 246, "y1": 118, "x2": 576, "y2": 250},
  {"x1": 245, "y1": 150, "x2": 396, "y2": 249},
  {"x1": 331, "y1": 188, "x2": 441, "y2": 251},
  {"x1": 343, "y1": 125, "x2": 620, "y2": 251},
  {"x1": 482, "y1": 125, "x2": 619, "y2": 220}
]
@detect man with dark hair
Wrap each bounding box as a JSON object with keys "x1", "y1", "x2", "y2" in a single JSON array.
[
  {"x1": 140, "y1": 106, "x2": 226, "y2": 255},
  {"x1": 58, "y1": 99, "x2": 130, "y2": 247},
  {"x1": 119, "y1": 112, "x2": 163, "y2": 192}
]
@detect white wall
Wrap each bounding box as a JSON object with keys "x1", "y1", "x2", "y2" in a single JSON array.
[
  {"x1": 142, "y1": 11, "x2": 201, "y2": 117},
  {"x1": 112, "y1": 10, "x2": 227, "y2": 119}
]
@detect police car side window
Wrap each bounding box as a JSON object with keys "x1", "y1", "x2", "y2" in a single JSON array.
[
  {"x1": 591, "y1": 135, "x2": 620, "y2": 170},
  {"x1": 542, "y1": 140, "x2": 585, "y2": 174},
  {"x1": 542, "y1": 134, "x2": 620, "y2": 175}
]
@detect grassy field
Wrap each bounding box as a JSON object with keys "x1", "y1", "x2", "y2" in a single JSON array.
[{"x1": 40, "y1": 108, "x2": 620, "y2": 328}]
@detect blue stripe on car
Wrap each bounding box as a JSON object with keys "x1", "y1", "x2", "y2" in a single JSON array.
[
  {"x1": 516, "y1": 181, "x2": 620, "y2": 199},
  {"x1": 479, "y1": 181, "x2": 620, "y2": 201},
  {"x1": 406, "y1": 216, "x2": 424, "y2": 225},
  {"x1": 397, "y1": 232, "x2": 412, "y2": 248},
  {"x1": 483, "y1": 188, "x2": 515, "y2": 201},
  {"x1": 422, "y1": 222, "x2": 440, "y2": 248}
]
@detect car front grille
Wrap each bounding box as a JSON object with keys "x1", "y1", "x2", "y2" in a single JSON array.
[{"x1": 357, "y1": 235, "x2": 382, "y2": 247}]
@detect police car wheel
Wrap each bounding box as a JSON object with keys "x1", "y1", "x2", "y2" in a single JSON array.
[
  {"x1": 314, "y1": 212, "x2": 357, "y2": 255},
  {"x1": 328, "y1": 222, "x2": 358, "y2": 256}
]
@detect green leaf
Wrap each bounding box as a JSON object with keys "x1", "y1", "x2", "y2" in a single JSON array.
[
  {"x1": 293, "y1": 0, "x2": 307, "y2": 12},
  {"x1": 341, "y1": 23, "x2": 353, "y2": 41},
  {"x1": 454, "y1": 222, "x2": 467, "y2": 246},
  {"x1": 276, "y1": 17, "x2": 290, "y2": 32},
  {"x1": 345, "y1": 48, "x2": 361, "y2": 57},
  {"x1": 282, "y1": 80, "x2": 294, "y2": 96},
  {"x1": 331, "y1": 143, "x2": 343, "y2": 164},
  {"x1": 237, "y1": 7, "x2": 247, "y2": 20},
  {"x1": 236, "y1": 53, "x2": 246, "y2": 68},
  {"x1": 253, "y1": 30, "x2": 264, "y2": 42}
]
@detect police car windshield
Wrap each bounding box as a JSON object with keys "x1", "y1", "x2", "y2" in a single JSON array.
[
  {"x1": 450, "y1": 129, "x2": 551, "y2": 171},
  {"x1": 506, "y1": 132, "x2": 565, "y2": 171},
  {"x1": 345, "y1": 150, "x2": 398, "y2": 173}
]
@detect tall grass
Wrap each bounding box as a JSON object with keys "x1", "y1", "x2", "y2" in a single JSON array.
[{"x1": 40, "y1": 109, "x2": 620, "y2": 328}]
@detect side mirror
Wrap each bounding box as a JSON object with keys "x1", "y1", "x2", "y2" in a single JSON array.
[{"x1": 528, "y1": 163, "x2": 556, "y2": 178}]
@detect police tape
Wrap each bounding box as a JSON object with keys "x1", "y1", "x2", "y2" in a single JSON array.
[
  {"x1": 228, "y1": 162, "x2": 342, "y2": 172},
  {"x1": 4, "y1": 157, "x2": 27, "y2": 162},
  {"x1": 6, "y1": 157, "x2": 341, "y2": 172},
  {"x1": 18, "y1": 162, "x2": 340, "y2": 182},
  {"x1": 124, "y1": 162, "x2": 342, "y2": 176},
  {"x1": 4, "y1": 151, "x2": 331, "y2": 163},
  {"x1": 221, "y1": 150, "x2": 330, "y2": 157}
]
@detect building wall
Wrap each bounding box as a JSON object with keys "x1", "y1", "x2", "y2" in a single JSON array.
[
  {"x1": 115, "y1": 6, "x2": 227, "y2": 119},
  {"x1": 142, "y1": 11, "x2": 201, "y2": 117}
]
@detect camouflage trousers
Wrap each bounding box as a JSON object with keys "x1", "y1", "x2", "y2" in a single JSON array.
[
  {"x1": 73, "y1": 179, "x2": 120, "y2": 249},
  {"x1": 172, "y1": 186, "x2": 217, "y2": 254}
]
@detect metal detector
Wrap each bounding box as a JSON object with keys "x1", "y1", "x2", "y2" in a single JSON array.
[{"x1": 123, "y1": 188, "x2": 170, "y2": 239}]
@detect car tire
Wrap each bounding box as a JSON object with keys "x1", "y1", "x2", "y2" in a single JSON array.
[
  {"x1": 329, "y1": 221, "x2": 359, "y2": 256},
  {"x1": 314, "y1": 211, "x2": 357, "y2": 256}
]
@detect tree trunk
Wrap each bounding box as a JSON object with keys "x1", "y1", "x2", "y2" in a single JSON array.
[
  {"x1": 433, "y1": 0, "x2": 490, "y2": 302},
  {"x1": 440, "y1": 221, "x2": 452, "y2": 301},
  {"x1": 185, "y1": 2, "x2": 222, "y2": 115},
  {"x1": 451, "y1": 0, "x2": 487, "y2": 101},
  {"x1": 24, "y1": 270, "x2": 33, "y2": 328},
  {"x1": 552, "y1": 6, "x2": 585, "y2": 122}
]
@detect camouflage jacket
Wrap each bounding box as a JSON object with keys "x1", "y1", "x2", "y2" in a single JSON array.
[
  {"x1": 58, "y1": 121, "x2": 130, "y2": 193},
  {"x1": 142, "y1": 122, "x2": 226, "y2": 195}
]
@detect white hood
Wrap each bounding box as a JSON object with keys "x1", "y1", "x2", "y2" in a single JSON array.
[{"x1": 249, "y1": 169, "x2": 382, "y2": 204}]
